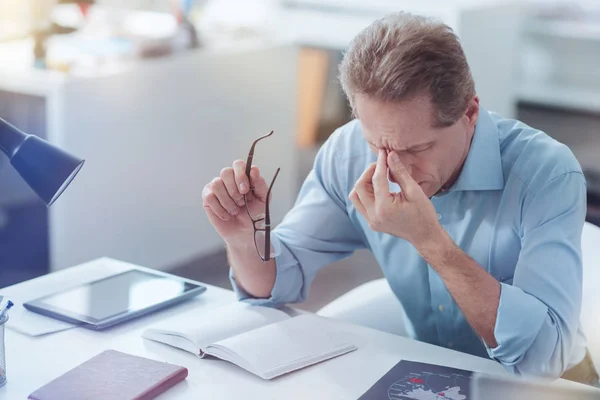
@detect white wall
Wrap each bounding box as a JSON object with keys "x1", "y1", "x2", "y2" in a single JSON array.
[
  {"x1": 48, "y1": 45, "x2": 299, "y2": 271},
  {"x1": 458, "y1": 2, "x2": 524, "y2": 118}
]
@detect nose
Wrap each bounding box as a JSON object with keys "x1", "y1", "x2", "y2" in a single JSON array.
[{"x1": 391, "y1": 151, "x2": 414, "y2": 175}]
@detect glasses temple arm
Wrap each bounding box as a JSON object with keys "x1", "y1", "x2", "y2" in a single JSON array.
[
  {"x1": 263, "y1": 167, "x2": 280, "y2": 260},
  {"x1": 245, "y1": 131, "x2": 274, "y2": 178}
]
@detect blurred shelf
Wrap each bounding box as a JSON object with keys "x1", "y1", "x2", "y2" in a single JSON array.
[
  {"x1": 282, "y1": 0, "x2": 514, "y2": 15},
  {"x1": 518, "y1": 81, "x2": 600, "y2": 115},
  {"x1": 278, "y1": 0, "x2": 517, "y2": 50},
  {"x1": 0, "y1": 39, "x2": 68, "y2": 96},
  {"x1": 517, "y1": 15, "x2": 600, "y2": 114},
  {"x1": 526, "y1": 18, "x2": 600, "y2": 42}
]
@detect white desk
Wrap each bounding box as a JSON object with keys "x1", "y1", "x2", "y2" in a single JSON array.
[{"x1": 0, "y1": 258, "x2": 593, "y2": 399}]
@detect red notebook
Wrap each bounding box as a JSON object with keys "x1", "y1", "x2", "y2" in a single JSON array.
[{"x1": 28, "y1": 349, "x2": 188, "y2": 400}]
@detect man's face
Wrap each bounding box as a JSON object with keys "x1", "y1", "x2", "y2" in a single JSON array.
[{"x1": 355, "y1": 94, "x2": 479, "y2": 198}]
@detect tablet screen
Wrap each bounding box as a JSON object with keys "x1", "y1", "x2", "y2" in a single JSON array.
[{"x1": 36, "y1": 270, "x2": 201, "y2": 322}]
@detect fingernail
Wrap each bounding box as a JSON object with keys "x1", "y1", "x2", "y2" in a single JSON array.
[
  {"x1": 230, "y1": 208, "x2": 239, "y2": 216},
  {"x1": 236, "y1": 199, "x2": 245, "y2": 207},
  {"x1": 239, "y1": 183, "x2": 248, "y2": 192},
  {"x1": 390, "y1": 151, "x2": 400, "y2": 163}
]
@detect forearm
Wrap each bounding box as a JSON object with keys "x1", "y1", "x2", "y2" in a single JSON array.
[
  {"x1": 227, "y1": 239, "x2": 276, "y2": 299},
  {"x1": 418, "y1": 228, "x2": 500, "y2": 348}
]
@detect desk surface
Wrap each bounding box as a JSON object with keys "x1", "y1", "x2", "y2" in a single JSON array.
[{"x1": 0, "y1": 258, "x2": 589, "y2": 399}]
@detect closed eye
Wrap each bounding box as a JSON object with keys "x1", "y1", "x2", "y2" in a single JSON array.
[
  {"x1": 409, "y1": 144, "x2": 433, "y2": 153},
  {"x1": 368, "y1": 141, "x2": 433, "y2": 153}
]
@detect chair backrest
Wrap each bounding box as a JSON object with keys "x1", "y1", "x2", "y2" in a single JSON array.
[{"x1": 581, "y1": 221, "x2": 600, "y2": 369}]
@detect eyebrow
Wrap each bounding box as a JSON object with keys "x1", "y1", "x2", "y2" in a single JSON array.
[{"x1": 368, "y1": 140, "x2": 434, "y2": 152}]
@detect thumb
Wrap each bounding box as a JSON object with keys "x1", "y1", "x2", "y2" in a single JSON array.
[{"x1": 388, "y1": 151, "x2": 416, "y2": 198}]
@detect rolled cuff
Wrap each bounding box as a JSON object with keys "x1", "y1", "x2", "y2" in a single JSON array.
[
  {"x1": 229, "y1": 234, "x2": 304, "y2": 307},
  {"x1": 485, "y1": 283, "x2": 548, "y2": 368}
]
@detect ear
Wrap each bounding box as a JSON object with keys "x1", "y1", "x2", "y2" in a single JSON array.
[{"x1": 464, "y1": 96, "x2": 479, "y2": 128}]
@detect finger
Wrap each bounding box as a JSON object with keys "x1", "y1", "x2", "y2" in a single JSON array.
[
  {"x1": 349, "y1": 189, "x2": 368, "y2": 217},
  {"x1": 388, "y1": 151, "x2": 417, "y2": 199},
  {"x1": 249, "y1": 166, "x2": 270, "y2": 202},
  {"x1": 202, "y1": 186, "x2": 232, "y2": 221},
  {"x1": 209, "y1": 178, "x2": 240, "y2": 216},
  {"x1": 232, "y1": 160, "x2": 251, "y2": 195},
  {"x1": 373, "y1": 149, "x2": 391, "y2": 200},
  {"x1": 357, "y1": 162, "x2": 377, "y2": 187},
  {"x1": 220, "y1": 167, "x2": 245, "y2": 207},
  {"x1": 354, "y1": 162, "x2": 377, "y2": 210}
]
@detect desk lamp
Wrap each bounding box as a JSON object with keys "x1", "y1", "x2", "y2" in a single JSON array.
[{"x1": 0, "y1": 117, "x2": 84, "y2": 206}]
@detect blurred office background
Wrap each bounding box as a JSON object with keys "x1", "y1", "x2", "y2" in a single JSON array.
[{"x1": 1, "y1": 0, "x2": 600, "y2": 312}]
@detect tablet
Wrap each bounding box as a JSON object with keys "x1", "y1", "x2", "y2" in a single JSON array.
[{"x1": 23, "y1": 269, "x2": 206, "y2": 330}]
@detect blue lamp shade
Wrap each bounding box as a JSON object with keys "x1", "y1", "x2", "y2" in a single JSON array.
[{"x1": 1, "y1": 117, "x2": 84, "y2": 207}]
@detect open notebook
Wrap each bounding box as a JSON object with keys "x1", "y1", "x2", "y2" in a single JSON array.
[{"x1": 142, "y1": 302, "x2": 357, "y2": 380}]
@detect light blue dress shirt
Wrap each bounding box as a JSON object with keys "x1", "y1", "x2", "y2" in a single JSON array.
[{"x1": 230, "y1": 107, "x2": 588, "y2": 378}]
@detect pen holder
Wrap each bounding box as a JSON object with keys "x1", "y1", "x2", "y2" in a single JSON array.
[{"x1": 0, "y1": 314, "x2": 7, "y2": 387}]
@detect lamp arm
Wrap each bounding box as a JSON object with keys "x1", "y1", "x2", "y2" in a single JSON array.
[{"x1": 0, "y1": 118, "x2": 28, "y2": 158}]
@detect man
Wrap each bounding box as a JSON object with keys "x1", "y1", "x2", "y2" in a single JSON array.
[{"x1": 202, "y1": 12, "x2": 598, "y2": 384}]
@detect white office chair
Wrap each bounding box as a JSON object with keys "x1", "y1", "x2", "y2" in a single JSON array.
[{"x1": 317, "y1": 221, "x2": 600, "y2": 368}]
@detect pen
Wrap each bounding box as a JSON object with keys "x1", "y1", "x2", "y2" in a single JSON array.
[{"x1": 0, "y1": 300, "x2": 13, "y2": 319}]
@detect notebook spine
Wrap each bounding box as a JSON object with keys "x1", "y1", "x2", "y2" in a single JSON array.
[{"x1": 134, "y1": 366, "x2": 189, "y2": 400}]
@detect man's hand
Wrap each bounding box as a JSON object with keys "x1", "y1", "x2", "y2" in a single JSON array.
[
  {"x1": 202, "y1": 161, "x2": 270, "y2": 245},
  {"x1": 202, "y1": 160, "x2": 276, "y2": 299},
  {"x1": 351, "y1": 150, "x2": 500, "y2": 348},
  {"x1": 349, "y1": 149, "x2": 443, "y2": 249}
]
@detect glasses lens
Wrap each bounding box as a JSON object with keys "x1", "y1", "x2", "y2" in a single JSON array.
[
  {"x1": 243, "y1": 195, "x2": 266, "y2": 221},
  {"x1": 254, "y1": 230, "x2": 281, "y2": 260}
]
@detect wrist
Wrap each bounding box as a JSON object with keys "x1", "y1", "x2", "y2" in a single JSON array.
[
  {"x1": 224, "y1": 234, "x2": 256, "y2": 253},
  {"x1": 416, "y1": 224, "x2": 456, "y2": 265}
]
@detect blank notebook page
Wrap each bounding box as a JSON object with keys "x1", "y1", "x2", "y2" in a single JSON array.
[
  {"x1": 213, "y1": 314, "x2": 356, "y2": 378},
  {"x1": 174, "y1": 302, "x2": 289, "y2": 348}
]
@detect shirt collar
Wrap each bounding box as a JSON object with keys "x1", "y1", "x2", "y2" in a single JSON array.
[{"x1": 443, "y1": 106, "x2": 504, "y2": 193}]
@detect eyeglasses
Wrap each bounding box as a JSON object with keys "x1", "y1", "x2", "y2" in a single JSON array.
[{"x1": 244, "y1": 131, "x2": 280, "y2": 261}]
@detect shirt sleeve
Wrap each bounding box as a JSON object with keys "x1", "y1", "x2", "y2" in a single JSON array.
[
  {"x1": 229, "y1": 132, "x2": 367, "y2": 307},
  {"x1": 485, "y1": 171, "x2": 587, "y2": 379}
]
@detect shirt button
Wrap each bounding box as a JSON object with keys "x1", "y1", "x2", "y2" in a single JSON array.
[
  {"x1": 437, "y1": 305, "x2": 445, "y2": 312},
  {"x1": 436, "y1": 213, "x2": 442, "y2": 220}
]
